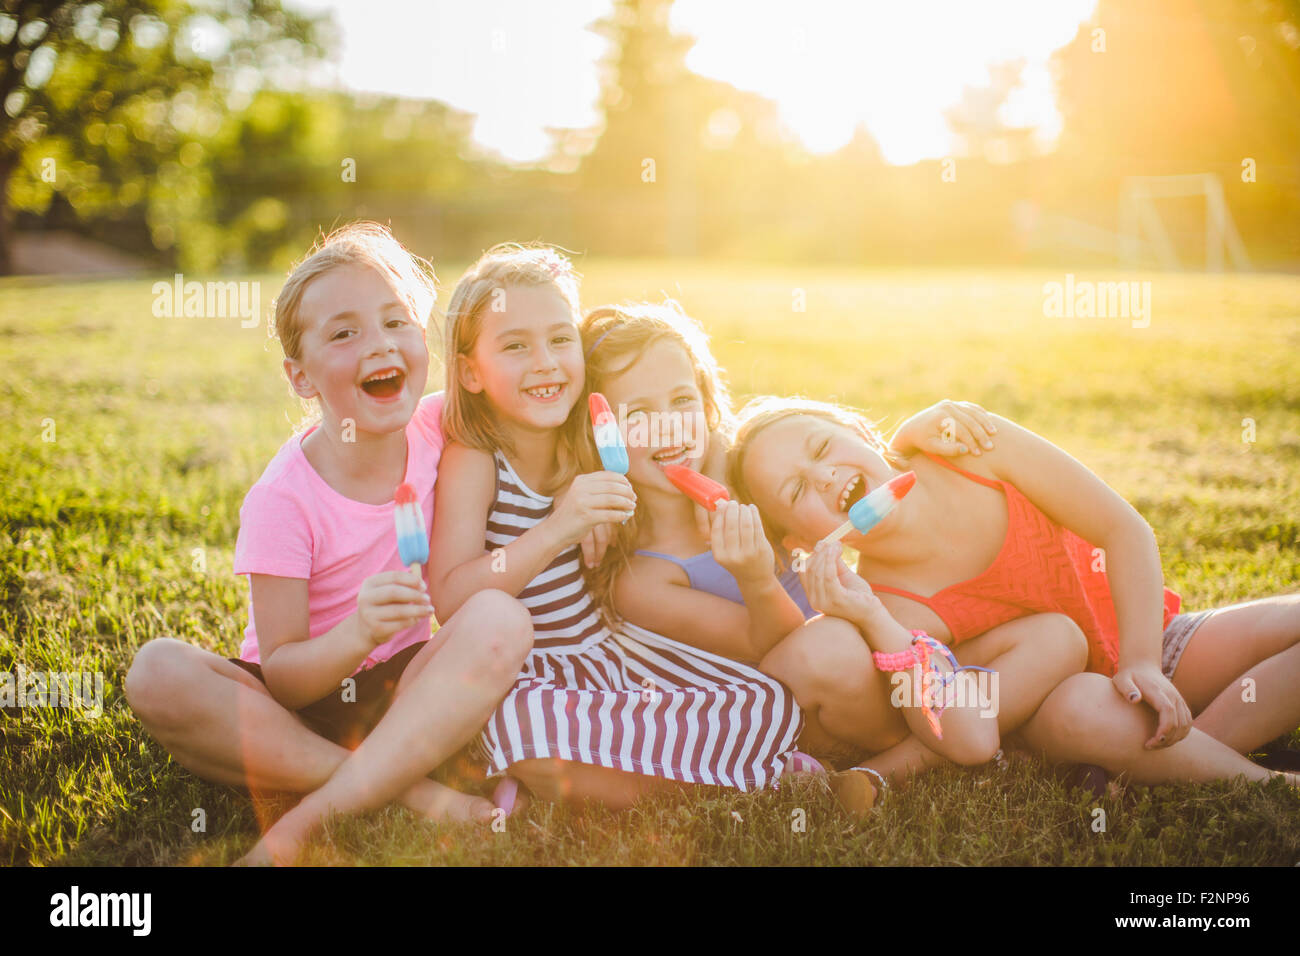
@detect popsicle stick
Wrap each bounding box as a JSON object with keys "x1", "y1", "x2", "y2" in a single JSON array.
[{"x1": 821, "y1": 520, "x2": 854, "y2": 545}]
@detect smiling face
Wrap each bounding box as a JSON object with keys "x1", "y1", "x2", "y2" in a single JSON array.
[
  {"x1": 457, "y1": 283, "x2": 585, "y2": 434},
  {"x1": 598, "y1": 337, "x2": 710, "y2": 494},
  {"x1": 285, "y1": 262, "x2": 430, "y2": 437},
  {"x1": 741, "y1": 413, "x2": 899, "y2": 550}
]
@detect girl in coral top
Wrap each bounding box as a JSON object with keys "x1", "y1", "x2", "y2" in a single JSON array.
[{"x1": 730, "y1": 396, "x2": 1300, "y2": 789}]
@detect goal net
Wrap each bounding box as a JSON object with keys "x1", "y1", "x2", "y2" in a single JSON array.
[{"x1": 1118, "y1": 173, "x2": 1251, "y2": 271}]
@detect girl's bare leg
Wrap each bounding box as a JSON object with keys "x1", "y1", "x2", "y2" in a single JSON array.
[
  {"x1": 1018, "y1": 672, "x2": 1299, "y2": 786},
  {"x1": 798, "y1": 613, "x2": 1088, "y2": 780},
  {"x1": 241, "y1": 591, "x2": 533, "y2": 864},
  {"x1": 1170, "y1": 594, "x2": 1300, "y2": 753},
  {"x1": 510, "y1": 758, "x2": 699, "y2": 810},
  {"x1": 760, "y1": 616, "x2": 908, "y2": 759},
  {"x1": 126, "y1": 640, "x2": 465, "y2": 815}
]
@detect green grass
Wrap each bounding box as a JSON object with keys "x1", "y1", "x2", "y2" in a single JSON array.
[{"x1": 2, "y1": 264, "x2": 1298, "y2": 866}]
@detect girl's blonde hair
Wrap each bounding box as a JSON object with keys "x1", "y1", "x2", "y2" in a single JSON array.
[
  {"x1": 581, "y1": 300, "x2": 733, "y2": 625},
  {"x1": 442, "y1": 243, "x2": 593, "y2": 487},
  {"x1": 727, "y1": 396, "x2": 902, "y2": 542},
  {"x1": 272, "y1": 221, "x2": 439, "y2": 362}
]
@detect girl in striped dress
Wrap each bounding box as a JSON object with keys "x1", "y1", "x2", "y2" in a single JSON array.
[
  {"x1": 580, "y1": 301, "x2": 1082, "y2": 813},
  {"x1": 428, "y1": 244, "x2": 803, "y2": 805}
]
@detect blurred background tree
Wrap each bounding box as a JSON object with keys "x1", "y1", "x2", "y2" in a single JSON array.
[
  {"x1": 1, "y1": 0, "x2": 325, "y2": 273},
  {"x1": 4, "y1": 0, "x2": 1298, "y2": 274}
]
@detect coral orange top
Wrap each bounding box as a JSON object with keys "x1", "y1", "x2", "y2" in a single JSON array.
[{"x1": 867, "y1": 453, "x2": 1180, "y2": 676}]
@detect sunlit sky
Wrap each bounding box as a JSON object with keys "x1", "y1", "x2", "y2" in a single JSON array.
[{"x1": 287, "y1": 0, "x2": 1098, "y2": 165}]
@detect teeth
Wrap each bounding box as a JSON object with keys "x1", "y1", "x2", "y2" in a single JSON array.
[
  {"x1": 839, "y1": 475, "x2": 862, "y2": 511},
  {"x1": 526, "y1": 385, "x2": 562, "y2": 398},
  {"x1": 653, "y1": 447, "x2": 691, "y2": 464},
  {"x1": 363, "y1": 369, "x2": 401, "y2": 383}
]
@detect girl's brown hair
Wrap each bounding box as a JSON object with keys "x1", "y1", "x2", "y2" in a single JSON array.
[
  {"x1": 581, "y1": 300, "x2": 733, "y2": 625},
  {"x1": 273, "y1": 221, "x2": 439, "y2": 362},
  {"x1": 727, "y1": 396, "x2": 902, "y2": 542},
  {"x1": 442, "y1": 243, "x2": 594, "y2": 487}
]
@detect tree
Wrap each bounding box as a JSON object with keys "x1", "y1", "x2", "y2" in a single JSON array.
[
  {"x1": 581, "y1": 0, "x2": 700, "y2": 255},
  {"x1": 0, "y1": 0, "x2": 327, "y2": 273},
  {"x1": 1051, "y1": 0, "x2": 1300, "y2": 262},
  {"x1": 944, "y1": 59, "x2": 1038, "y2": 164}
]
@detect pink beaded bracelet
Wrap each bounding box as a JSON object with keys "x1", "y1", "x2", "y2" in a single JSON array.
[{"x1": 870, "y1": 630, "x2": 937, "y2": 672}]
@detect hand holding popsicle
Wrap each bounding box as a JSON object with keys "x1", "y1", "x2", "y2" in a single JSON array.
[
  {"x1": 549, "y1": 471, "x2": 637, "y2": 546},
  {"x1": 356, "y1": 569, "x2": 434, "y2": 646},
  {"x1": 710, "y1": 500, "x2": 776, "y2": 586}
]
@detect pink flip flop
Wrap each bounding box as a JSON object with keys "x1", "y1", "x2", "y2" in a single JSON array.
[
  {"x1": 784, "y1": 750, "x2": 827, "y2": 777},
  {"x1": 492, "y1": 775, "x2": 520, "y2": 816}
]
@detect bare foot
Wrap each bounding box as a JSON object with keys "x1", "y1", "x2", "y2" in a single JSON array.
[
  {"x1": 235, "y1": 824, "x2": 306, "y2": 866},
  {"x1": 401, "y1": 777, "x2": 495, "y2": 823},
  {"x1": 234, "y1": 841, "x2": 280, "y2": 867},
  {"x1": 234, "y1": 800, "x2": 321, "y2": 866}
]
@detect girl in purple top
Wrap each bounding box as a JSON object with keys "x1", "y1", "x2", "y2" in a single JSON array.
[{"x1": 580, "y1": 301, "x2": 1087, "y2": 809}]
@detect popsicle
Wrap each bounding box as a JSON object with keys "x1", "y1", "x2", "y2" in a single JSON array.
[
  {"x1": 393, "y1": 482, "x2": 429, "y2": 570},
  {"x1": 821, "y1": 471, "x2": 916, "y2": 544},
  {"x1": 588, "y1": 392, "x2": 629, "y2": 474},
  {"x1": 662, "y1": 464, "x2": 730, "y2": 512}
]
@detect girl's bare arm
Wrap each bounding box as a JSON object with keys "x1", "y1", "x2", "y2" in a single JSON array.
[
  {"x1": 253, "y1": 575, "x2": 372, "y2": 710},
  {"x1": 428, "y1": 442, "x2": 568, "y2": 618},
  {"x1": 978, "y1": 415, "x2": 1191, "y2": 747},
  {"x1": 614, "y1": 556, "x2": 803, "y2": 662}
]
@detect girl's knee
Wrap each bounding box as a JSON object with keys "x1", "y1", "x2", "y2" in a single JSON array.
[
  {"x1": 124, "y1": 638, "x2": 192, "y2": 721},
  {"x1": 1029, "y1": 614, "x2": 1089, "y2": 675},
  {"x1": 1032, "y1": 673, "x2": 1150, "y2": 756},
  {"x1": 764, "y1": 617, "x2": 873, "y2": 700},
  {"x1": 943, "y1": 724, "x2": 1002, "y2": 767},
  {"x1": 458, "y1": 589, "x2": 533, "y2": 671}
]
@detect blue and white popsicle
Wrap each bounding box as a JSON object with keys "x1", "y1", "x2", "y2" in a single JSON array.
[
  {"x1": 821, "y1": 471, "x2": 916, "y2": 544},
  {"x1": 589, "y1": 392, "x2": 629, "y2": 475},
  {"x1": 393, "y1": 482, "x2": 429, "y2": 570}
]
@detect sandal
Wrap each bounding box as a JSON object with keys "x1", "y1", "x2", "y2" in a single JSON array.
[
  {"x1": 1062, "y1": 762, "x2": 1109, "y2": 798},
  {"x1": 785, "y1": 750, "x2": 827, "y2": 776},
  {"x1": 827, "y1": 766, "x2": 886, "y2": 818}
]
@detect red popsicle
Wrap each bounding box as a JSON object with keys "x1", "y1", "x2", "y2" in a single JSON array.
[{"x1": 662, "y1": 464, "x2": 731, "y2": 512}]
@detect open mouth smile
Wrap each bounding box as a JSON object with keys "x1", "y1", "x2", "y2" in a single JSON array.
[
  {"x1": 360, "y1": 367, "x2": 405, "y2": 399},
  {"x1": 523, "y1": 383, "x2": 565, "y2": 401},
  {"x1": 838, "y1": 474, "x2": 869, "y2": 512},
  {"x1": 652, "y1": 445, "x2": 695, "y2": 467}
]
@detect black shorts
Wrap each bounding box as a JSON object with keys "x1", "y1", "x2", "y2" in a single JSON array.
[{"x1": 229, "y1": 641, "x2": 428, "y2": 751}]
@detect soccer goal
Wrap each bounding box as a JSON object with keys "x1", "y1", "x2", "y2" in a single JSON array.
[{"x1": 1118, "y1": 173, "x2": 1251, "y2": 271}]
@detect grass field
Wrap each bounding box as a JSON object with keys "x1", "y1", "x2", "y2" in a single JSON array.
[{"x1": 2, "y1": 263, "x2": 1298, "y2": 866}]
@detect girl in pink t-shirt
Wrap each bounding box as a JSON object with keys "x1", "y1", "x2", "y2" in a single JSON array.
[{"x1": 125, "y1": 223, "x2": 532, "y2": 865}]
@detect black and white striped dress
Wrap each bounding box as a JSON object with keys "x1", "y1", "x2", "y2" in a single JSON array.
[{"x1": 477, "y1": 451, "x2": 804, "y2": 791}]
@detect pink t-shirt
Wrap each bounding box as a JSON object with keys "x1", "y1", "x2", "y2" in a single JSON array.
[{"x1": 233, "y1": 392, "x2": 445, "y2": 672}]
